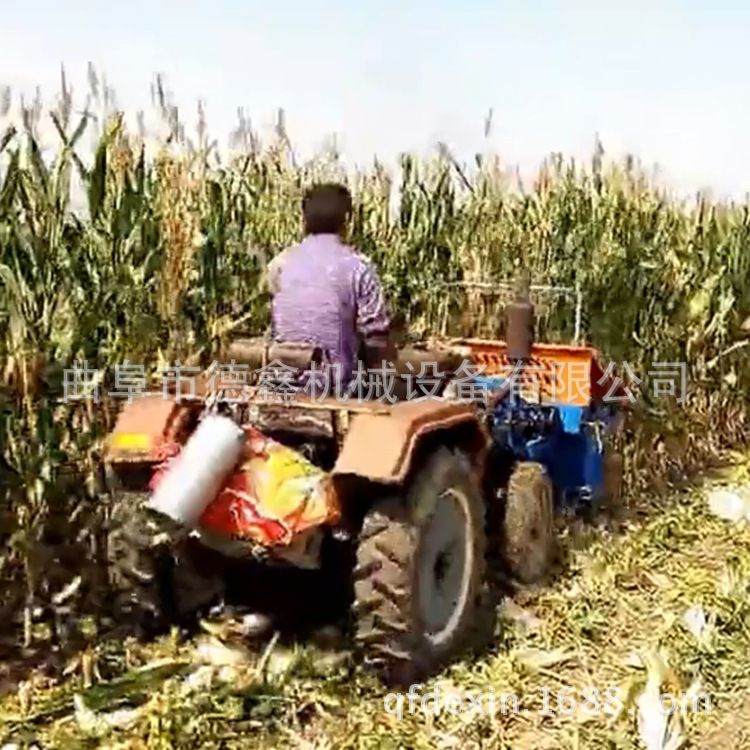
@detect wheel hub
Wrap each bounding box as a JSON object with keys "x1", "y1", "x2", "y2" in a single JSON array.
[{"x1": 416, "y1": 489, "x2": 472, "y2": 645}]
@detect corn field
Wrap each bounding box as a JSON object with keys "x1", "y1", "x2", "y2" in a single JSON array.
[{"x1": 1, "y1": 71, "x2": 749, "y2": 652}]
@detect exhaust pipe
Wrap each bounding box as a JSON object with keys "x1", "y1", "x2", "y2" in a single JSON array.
[{"x1": 506, "y1": 271, "x2": 534, "y2": 361}]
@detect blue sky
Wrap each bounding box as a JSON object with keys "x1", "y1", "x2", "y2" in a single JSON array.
[{"x1": 1, "y1": 0, "x2": 748, "y2": 198}]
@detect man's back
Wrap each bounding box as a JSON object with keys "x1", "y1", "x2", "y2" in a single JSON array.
[{"x1": 270, "y1": 233, "x2": 389, "y2": 383}]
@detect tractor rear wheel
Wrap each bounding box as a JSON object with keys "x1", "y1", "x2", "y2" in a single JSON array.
[
  {"x1": 352, "y1": 447, "x2": 487, "y2": 685},
  {"x1": 106, "y1": 491, "x2": 223, "y2": 636},
  {"x1": 503, "y1": 461, "x2": 557, "y2": 584}
]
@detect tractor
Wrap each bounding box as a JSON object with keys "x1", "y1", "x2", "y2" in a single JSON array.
[{"x1": 102, "y1": 279, "x2": 625, "y2": 685}]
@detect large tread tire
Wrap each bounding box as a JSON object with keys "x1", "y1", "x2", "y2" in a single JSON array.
[
  {"x1": 503, "y1": 461, "x2": 556, "y2": 585},
  {"x1": 106, "y1": 491, "x2": 223, "y2": 636},
  {"x1": 352, "y1": 447, "x2": 487, "y2": 686}
]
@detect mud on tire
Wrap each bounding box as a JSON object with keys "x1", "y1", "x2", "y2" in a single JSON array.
[
  {"x1": 352, "y1": 447, "x2": 487, "y2": 686},
  {"x1": 503, "y1": 461, "x2": 557, "y2": 585},
  {"x1": 106, "y1": 491, "x2": 223, "y2": 636}
]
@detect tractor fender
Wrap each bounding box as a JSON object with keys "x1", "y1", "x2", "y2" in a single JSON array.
[
  {"x1": 104, "y1": 394, "x2": 197, "y2": 464},
  {"x1": 332, "y1": 399, "x2": 488, "y2": 485}
]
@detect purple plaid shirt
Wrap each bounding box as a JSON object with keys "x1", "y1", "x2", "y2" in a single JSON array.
[{"x1": 268, "y1": 234, "x2": 389, "y2": 384}]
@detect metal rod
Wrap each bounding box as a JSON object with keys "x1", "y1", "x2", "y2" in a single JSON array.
[{"x1": 440, "y1": 281, "x2": 576, "y2": 295}]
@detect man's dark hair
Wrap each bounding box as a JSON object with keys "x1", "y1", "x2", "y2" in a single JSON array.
[{"x1": 302, "y1": 183, "x2": 353, "y2": 235}]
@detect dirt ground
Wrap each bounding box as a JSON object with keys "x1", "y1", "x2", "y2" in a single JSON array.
[{"x1": 695, "y1": 693, "x2": 750, "y2": 749}]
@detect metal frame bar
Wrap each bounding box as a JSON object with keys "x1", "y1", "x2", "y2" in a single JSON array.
[{"x1": 439, "y1": 280, "x2": 585, "y2": 345}]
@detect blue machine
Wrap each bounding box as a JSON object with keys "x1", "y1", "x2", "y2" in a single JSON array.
[{"x1": 471, "y1": 374, "x2": 621, "y2": 512}]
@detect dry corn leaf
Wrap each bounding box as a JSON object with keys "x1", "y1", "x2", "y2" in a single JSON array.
[
  {"x1": 514, "y1": 647, "x2": 573, "y2": 670},
  {"x1": 682, "y1": 606, "x2": 716, "y2": 645},
  {"x1": 707, "y1": 487, "x2": 750, "y2": 523},
  {"x1": 635, "y1": 651, "x2": 685, "y2": 750},
  {"x1": 73, "y1": 694, "x2": 143, "y2": 736},
  {"x1": 500, "y1": 600, "x2": 542, "y2": 631},
  {"x1": 194, "y1": 636, "x2": 253, "y2": 668}
]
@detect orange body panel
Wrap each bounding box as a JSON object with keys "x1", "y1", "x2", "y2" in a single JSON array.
[
  {"x1": 333, "y1": 398, "x2": 487, "y2": 483},
  {"x1": 435, "y1": 337, "x2": 624, "y2": 406},
  {"x1": 105, "y1": 390, "x2": 486, "y2": 488},
  {"x1": 104, "y1": 395, "x2": 196, "y2": 463}
]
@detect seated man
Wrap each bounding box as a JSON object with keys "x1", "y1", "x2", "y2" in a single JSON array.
[{"x1": 267, "y1": 183, "x2": 392, "y2": 395}]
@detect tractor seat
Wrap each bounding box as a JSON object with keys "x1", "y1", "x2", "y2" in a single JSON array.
[
  {"x1": 224, "y1": 337, "x2": 324, "y2": 373},
  {"x1": 221, "y1": 337, "x2": 325, "y2": 395},
  {"x1": 222, "y1": 338, "x2": 465, "y2": 401},
  {"x1": 393, "y1": 346, "x2": 465, "y2": 377},
  {"x1": 226, "y1": 338, "x2": 463, "y2": 374}
]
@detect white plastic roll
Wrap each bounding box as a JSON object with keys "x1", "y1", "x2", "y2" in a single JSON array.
[{"x1": 148, "y1": 415, "x2": 246, "y2": 527}]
